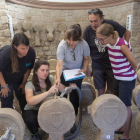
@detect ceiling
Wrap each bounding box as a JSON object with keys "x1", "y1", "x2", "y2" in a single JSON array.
[{"x1": 6, "y1": 0, "x2": 140, "y2": 9}]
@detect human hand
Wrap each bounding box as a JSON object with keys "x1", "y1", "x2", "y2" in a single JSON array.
[
  {"x1": 48, "y1": 85, "x2": 57, "y2": 95},
  {"x1": 0, "y1": 87, "x2": 10, "y2": 98},
  {"x1": 69, "y1": 83, "x2": 77, "y2": 89},
  {"x1": 86, "y1": 69, "x2": 92, "y2": 77},
  {"x1": 55, "y1": 78, "x2": 61, "y2": 88},
  {"x1": 78, "y1": 69, "x2": 86, "y2": 73},
  {"x1": 18, "y1": 84, "x2": 25, "y2": 94}
]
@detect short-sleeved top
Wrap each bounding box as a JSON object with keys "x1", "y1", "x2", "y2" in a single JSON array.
[
  {"x1": 24, "y1": 75, "x2": 54, "y2": 110},
  {"x1": 0, "y1": 45, "x2": 36, "y2": 84},
  {"x1": 57, "y1": 39, "x2": 90, "y2": 70},
  {"x1": 83, "y1": 19, "x2": 126, "y2": 70},
  {"x1": 107, "y1": 37, "x2": 137, "y2": 81}
]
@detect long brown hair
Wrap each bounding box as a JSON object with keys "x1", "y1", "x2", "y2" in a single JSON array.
[
  {"x1": 64, "y1": 24, "x2": 82, "y2": 41},
  {"x1": 96, "y1": 23, "x2": 118, "y2": 39},
  {"x1": 32, "y1": 60, "x2": 51, "y2": 92},
  {"x1": 10, "y1": 33, "x2": 29, "y2": 73}
]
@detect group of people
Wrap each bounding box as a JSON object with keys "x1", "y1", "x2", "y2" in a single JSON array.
[{"x1": 0, "y1": 8, "x2": 136, "y2": 140}]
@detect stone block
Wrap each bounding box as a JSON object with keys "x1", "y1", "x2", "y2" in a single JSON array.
[
  {"x1": 47, "y1": 59, "x2": 57, "y2": 70},
  {"x1": 44, "y1": 51, "x2": 51, "y2": 55},
  {"x1": 38, "y1": 51, "x2": 44, "y2": 56},
  {"x1": 42, "y1": 11, "x2": 51, "y2": 16},
  {"x1": 34, "y1": 47, "x2": 43, "y2": 52},
  {"x1": 0, "y1": 10, "x2": 6, "y2": 16},
  {"x1": 1, "y1": 16, "x2": 8, "y2": 24},
  {"x1": 1, "y1": 29, "x2": 11, "y2": 37},
  {"x1": 51, "y1": 51, "x2": 57, "y2": 55},
  {"x1": 43, "y1": 46, "x2": 49, "y2": 51},
  {"x1": 0, "y1": 108, "x2": 25, "y2": 140},
  {"x1": 0, "y1": 24, "x2": 8, "y2": 30},
  {"x1": 32, "y1": 16, "x2": 41, "y2": 22},
  {"x1": 55, "y1": 17, "x2": 65, "y2": 22},
  {"x1": 16, "y1": 14, "x2": 24, "y2": 20},
  {"x1": 0, "y1": 37, "x2": 10, "y2": 42},
  {"x1": 45, "y1": 41, "x2": 51, "y2": 46}
]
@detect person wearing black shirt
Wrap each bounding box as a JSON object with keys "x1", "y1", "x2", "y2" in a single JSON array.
[
  {"x1": 0, "y1": 33, "x2": 36, "y2": 112},
  {"x1": 83, "y1": 8, "x2": 131, "y2": 96}
]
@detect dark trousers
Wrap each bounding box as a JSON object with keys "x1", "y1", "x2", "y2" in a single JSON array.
[
  {"x1": 0, "y1": 84, "x2": 27, "y2": 112},
  {"x1": 22, "y1": 110, "x2": 39, "y2": 134},
  {"x1": 60, "y1": 73, "x2": 83, "y2": 115}
]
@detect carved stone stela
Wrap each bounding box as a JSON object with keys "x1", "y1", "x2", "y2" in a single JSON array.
[
  {"x1": 0, "y1": 108, "x2": 25, "y2": 140},
  {"x1": 81, "y1": 82, "x2": 96, "y2": 112},
  {"x1": 22, "y1": 21, "x2": 32, "y2": 39},
  {"x1": 58, "y1": 24, "x2": 67, "y2": 42},
  {"x1": 38, "y1": 97, "x2": 75, "y2": 140},
  {"x1": 90, "y1": 94, "x2": 127, "y2": 140},
  {"x1": 46, "y1": 24, "x2": 54, "y2": 42},
  {"x1": 33, "y1": 24, "x2": 41, "y2": 46},
  {"x1": 132, "y1": 85, "x2": 140, "y2": 108}
]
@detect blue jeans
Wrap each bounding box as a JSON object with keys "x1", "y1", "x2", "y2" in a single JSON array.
[{"x1": 0, "y1": 84, "x2": 27, "y2": 112}]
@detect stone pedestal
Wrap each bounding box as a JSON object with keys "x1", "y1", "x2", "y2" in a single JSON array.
[
  {"x1": 90, "y1": 94, "x2": 127, "y2": 140},
  {"x1": 38, "y1": 97, "x2": 75, "y2": 140},
  {"x1": 0, "y1": 108, "x2": 25, "y2": 140}
]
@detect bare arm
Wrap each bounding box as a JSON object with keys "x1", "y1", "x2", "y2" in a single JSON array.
[
  {"x1": 18, "y1": 69, "x2": 32, "y2": 93},
  {"x1": 123, "y1": 29, "x2": 131, "y2": 42},
  {"x1": 121, "y1": 45, "x2": 137, "y2": 71},
  {"x1": 25, "y1": 85, "x2": 57, "y2": 105},
  {"x1": 78, "y1": 56, "x2": 89, "y2": 73},
  {"x1": 55, "y1": 59, "x2": 63, "y2": 87}
]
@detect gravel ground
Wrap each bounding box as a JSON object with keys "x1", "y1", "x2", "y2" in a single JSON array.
[{"x1": 0, "y1": 95, "x2": 140, "y2": 140}]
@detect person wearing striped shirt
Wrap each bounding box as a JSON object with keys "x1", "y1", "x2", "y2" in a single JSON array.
[{"x1": 96, "y1": 23, "x2": 137, "y2": 140}]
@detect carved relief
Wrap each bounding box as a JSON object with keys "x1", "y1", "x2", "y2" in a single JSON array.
[
  {"x1": 58, "y1": 23, "x2": 67, "y2": 42},
  {"x1": 22, "y1": 21, "x2": 32, "y2": 39},
  {"x1": 46, "y1": 24, "x2": 54, "y2": 41},
  {"x1": 103, "y1": 106, "x2": 118, "y2": 124},
  {"x1": 13, "y1": 21, "x2": 22, "y2": 34},
  {"x1": 33, "y1": 24, "x2": 41, "y2": 46}
]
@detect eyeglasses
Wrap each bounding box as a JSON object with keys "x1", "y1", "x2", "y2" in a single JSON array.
[
  {"x1": 88, "y1": 9, "x2": 99, "y2": 15},
  {"x1": 97, "y1": 36, "x2": 109, "y2": 43},
  {"x1": 70, "y1": 51, "x2": 76, "y2": 61}
]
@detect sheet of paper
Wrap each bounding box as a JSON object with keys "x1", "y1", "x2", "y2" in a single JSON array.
[{"x1": 63, "y1": 69, "x2": 85, "y2": 81}]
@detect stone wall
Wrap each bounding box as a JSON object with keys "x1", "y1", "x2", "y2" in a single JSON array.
[
  {"x1": 0, "y1": 1, "x2": 139, "y2": 62},
  {"x1": 0, "y1": 0, "x2": 11, "y2": 49},
  {"x1": 131, "y1": 2, "x2": 140, "y2": 63}
]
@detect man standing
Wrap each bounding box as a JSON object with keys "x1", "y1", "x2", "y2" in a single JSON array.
[{"x1": 83, "y1": 8, "x2": 131, "y2": 96}]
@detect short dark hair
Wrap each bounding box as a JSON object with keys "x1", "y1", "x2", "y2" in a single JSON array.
[
  {"x1": 64, "y1": 24, "x2": 82, "y2": 41},
  {"x1": 88, "y1": 8, "x2": 104, "y2": 19}
]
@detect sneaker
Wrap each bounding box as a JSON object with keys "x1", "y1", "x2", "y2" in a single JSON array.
[{"x1": 32, "y1": 133, "x2": 40, "y2": 140}]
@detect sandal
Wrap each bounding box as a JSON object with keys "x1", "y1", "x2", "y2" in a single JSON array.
[{"x1": 115, "y1": 131, "x2": 124, "y2": 134}]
